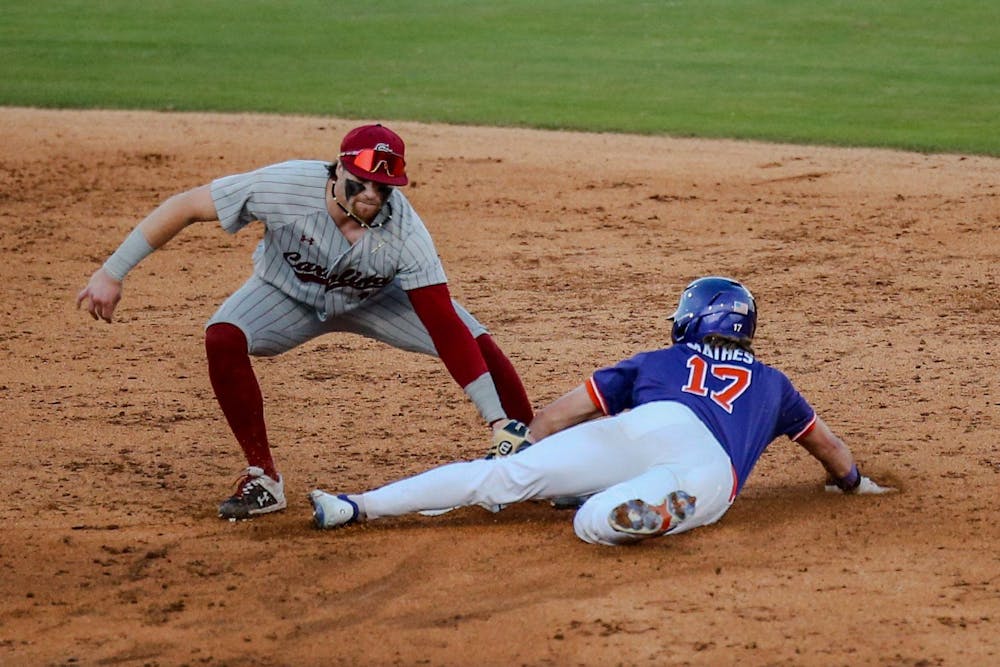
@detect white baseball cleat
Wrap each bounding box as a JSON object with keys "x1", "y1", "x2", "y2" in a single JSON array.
[
  {"x1": 608, "y1": 490, "x2": 697, "y2": 536},
  {"x1": 309, "y1": 490, "x2": 359, "y2": 529}
]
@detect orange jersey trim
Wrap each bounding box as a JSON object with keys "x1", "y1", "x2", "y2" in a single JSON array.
[
  {"x1": 585, "y1": 376, "x2": 609, "y2": 415},
  {"x1": 792, "y1": 415, "x2": 818, "y2": 442}
]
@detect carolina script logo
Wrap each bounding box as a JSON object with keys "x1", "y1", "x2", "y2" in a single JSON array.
[{"x1": 283, "y1": 252, "x2": 392, "y2": 292}]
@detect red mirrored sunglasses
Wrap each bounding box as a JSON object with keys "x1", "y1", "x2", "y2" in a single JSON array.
[{"x1": 339, "y1": 148, "x2": 405, "y2": 177}]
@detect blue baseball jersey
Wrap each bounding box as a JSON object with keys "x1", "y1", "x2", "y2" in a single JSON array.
[{"x1": 588, "y1": 342, "x2": 816, "y2": 494}]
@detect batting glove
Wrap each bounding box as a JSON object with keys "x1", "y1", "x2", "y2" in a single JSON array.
[{"x1": 825, "y1": 475, "x2": 896, "y2": 495}]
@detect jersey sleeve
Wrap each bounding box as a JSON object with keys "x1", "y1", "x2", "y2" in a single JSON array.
[
  {"x1": 774, "y1": 372, "x2": 817, "y2": 440},
  {"x1": 393, "y1": 196, "x2": 447, "y2": 290},
  {"x1": 210, "y1": 168, "x2": 265, "y2": 234},
  {"x1": 589, "y1": 354, "x2": 643, "y2": 416}
]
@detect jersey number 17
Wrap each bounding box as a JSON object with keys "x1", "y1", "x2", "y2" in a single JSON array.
[{"x1": 681, "y1": 355, "x2": 752, "y2": 414}]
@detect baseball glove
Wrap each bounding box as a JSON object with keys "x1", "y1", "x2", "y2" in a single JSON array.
[{"x1": 485, "y1": 419, "x2": 533, "y2": 459}]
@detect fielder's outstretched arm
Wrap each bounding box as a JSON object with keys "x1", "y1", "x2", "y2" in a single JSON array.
[
  {"x1": 77, "y1": 185, "x2": 218, "y2": 322},
  {"x1": 406, "y1": 283, "x2": 508, "y2": 427}
]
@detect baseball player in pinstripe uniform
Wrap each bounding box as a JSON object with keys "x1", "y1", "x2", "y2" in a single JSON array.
[
  {"x1": 77, "y1": 123, "x2": 534, "y2": 520},
  {"x1": 309, "y1": 277, "x2": 895, "y2": 545}
]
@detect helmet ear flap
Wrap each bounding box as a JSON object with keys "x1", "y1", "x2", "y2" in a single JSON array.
[{"x1": 670, "y1": 316, "x2": 688, "y2": 343}]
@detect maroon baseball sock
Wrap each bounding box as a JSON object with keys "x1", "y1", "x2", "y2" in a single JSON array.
[
  {"x1": 205, "y1": 323, "x2": 278, "y2": 480},
  {"x1": 476, "y1": 334, "x2": 534, "y2": 423}
]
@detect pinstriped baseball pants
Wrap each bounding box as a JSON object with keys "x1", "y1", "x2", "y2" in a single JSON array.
[{"x1": 207, "y1": 274, "x2": 488, "y2": 356}]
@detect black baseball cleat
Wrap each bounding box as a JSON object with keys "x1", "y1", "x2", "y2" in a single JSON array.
[
  {"x1": 550, "y1": 495, "x2": 591, "y2": 510},
  {"x1": 218, "y1": 466, "x2": 286, "y2": 519}
]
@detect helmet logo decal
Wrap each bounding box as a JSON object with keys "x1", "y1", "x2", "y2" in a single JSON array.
[
  {"x1": 373, "y1": 142, "x2": 391, "y2": 152},
  {"x1": 733, "y1": 301, "x2": 750, "y2": 315}
]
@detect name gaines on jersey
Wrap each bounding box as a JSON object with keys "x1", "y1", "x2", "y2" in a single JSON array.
[{"x1": 684, "y1": 342, "x2": 755, "y2": 364}]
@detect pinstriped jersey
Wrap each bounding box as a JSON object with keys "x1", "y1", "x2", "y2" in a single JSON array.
[
  {"x1": 210, "y1": 160, "x2": 447, "y2": 321},
  {"x1": 588, "y1": 342, "x2": 816, "y2": 494}
]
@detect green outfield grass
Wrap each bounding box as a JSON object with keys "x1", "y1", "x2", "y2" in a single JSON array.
[{"x1": 1, "y1": 1, "x2": 997, "y2": 155}]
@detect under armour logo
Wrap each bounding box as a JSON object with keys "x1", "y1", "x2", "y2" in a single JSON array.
[
  {"x1": 256, "y1": 492, "x2": 272, "y2": 507},
  {"x1": 301, "y1": 235, "x2": 315, "y2": 245}
]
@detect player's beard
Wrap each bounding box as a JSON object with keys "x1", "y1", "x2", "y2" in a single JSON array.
[
  {"x1": 348, "y1": 195, "x2": 382, "y2": 224},
  {"x1": 332, "y1": 179, "x2": 385, "y2": 227}
]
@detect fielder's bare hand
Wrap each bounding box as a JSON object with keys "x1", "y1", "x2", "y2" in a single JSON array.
[{"x1": 77, "y1": 267, "x2": 123, "y2": 323}]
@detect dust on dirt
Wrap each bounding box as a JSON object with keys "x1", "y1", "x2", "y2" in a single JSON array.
[{"x1": 1, "y1": 107, "x2": 997, "y2": 666}]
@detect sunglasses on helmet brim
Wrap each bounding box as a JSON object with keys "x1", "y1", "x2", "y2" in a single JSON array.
[{"x1": 339, "y1": 148, "x2": 405, "y2": 177}]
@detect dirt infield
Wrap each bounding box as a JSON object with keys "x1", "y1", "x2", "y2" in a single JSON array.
[{"x1": 1, "y1": 107, "x2": 997, "y2": 666}]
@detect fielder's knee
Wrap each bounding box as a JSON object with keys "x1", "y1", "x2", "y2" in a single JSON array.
[{"x1": 205, "y1": 322, "x2": 250, "y2": 355}]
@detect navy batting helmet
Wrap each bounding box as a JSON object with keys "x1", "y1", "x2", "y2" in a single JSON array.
[{"x1": 670, "y1": 276, "x2": 757, "y2": 344}]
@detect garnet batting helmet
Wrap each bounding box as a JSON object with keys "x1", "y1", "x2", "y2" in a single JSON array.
[{"x1": 670, "y1": 276, "x2": 757, "y2": 344}]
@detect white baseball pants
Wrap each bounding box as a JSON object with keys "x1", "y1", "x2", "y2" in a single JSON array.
[{"x1": 362, "y1": 401, "x2": 737, "y2": 545}]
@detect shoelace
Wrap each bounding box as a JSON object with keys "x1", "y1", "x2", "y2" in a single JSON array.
[{"x1": 230, "y1": 472, "x2": 262, "y2": 497}]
